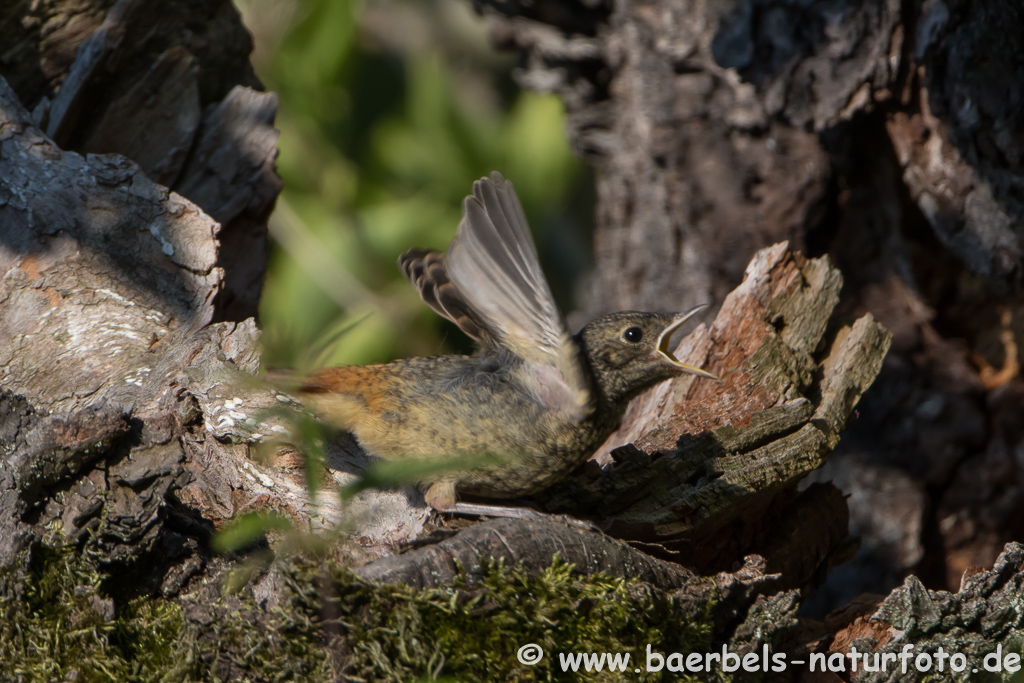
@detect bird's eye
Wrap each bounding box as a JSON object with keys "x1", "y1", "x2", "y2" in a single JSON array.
[{"x1": 622, "y1": 327, "x2": 644, "y2": 343}]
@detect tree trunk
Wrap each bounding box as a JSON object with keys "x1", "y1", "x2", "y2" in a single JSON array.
[{"x1": 2, "y1": 0, "x2": 1023, "y2": 680}]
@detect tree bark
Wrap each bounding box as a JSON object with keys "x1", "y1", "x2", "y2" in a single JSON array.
[
  {"x1": 478, "y1": 0, "x2": 1024, "y2": 675},
  {"x1": 2, "y1": 0, "x2": 1023, "y2": 679}
]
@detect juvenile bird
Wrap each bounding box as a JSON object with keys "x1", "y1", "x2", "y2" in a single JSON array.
[{"x1": 298, "y1": 172, "x2": 717, "y2": 511}]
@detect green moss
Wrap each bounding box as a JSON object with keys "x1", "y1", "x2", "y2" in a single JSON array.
[
  {"x1": 186, "y1": 599, "x2": 334, "y2": 682},
  {"x1": 291, "y1": 557, "x2": 717, "y2": 682},
  {"x1": 0, "y1": 545, "x2": 332, "y2": 682},
  {"x1": 0, "y1": 544, "x2": 726, "y2": 682},
  {"x1": 0, "y1": 545, "x2": 184, "y2": 681}
]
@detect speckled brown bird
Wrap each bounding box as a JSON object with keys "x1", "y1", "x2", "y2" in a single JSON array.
[{"x1": 298, "y1": 172, "x2": 717, "y2": 510}]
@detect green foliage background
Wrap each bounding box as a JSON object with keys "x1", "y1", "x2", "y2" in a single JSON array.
[{"x1": 237, "y1": 0, "x2": 590, "y2": 370}]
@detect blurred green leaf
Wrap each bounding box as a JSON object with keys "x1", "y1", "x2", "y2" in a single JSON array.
[
  {"x1": 340, "y1": 451, "x2": 513, "y2": 500},
  {"x1": 240, "y1": 0, "x2": 587, "y2": 371},
  {"x1": 294, "y1": 411, "x2": 326, "y2": 499},
  {"x1": 212, "y1": 512, "x2": 296, "y2": 554}
]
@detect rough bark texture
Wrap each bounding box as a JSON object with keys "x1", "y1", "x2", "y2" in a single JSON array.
[
  {"x1": 355, "y1": 518, "x2": 700, "y2": 589},
  {"x1": 806, "y1": 542, "x2": 1024, "y2": 682},
  {"x1": 482, "y1": 0, "x2": 1024, "y2": 637},
  {"x1": 533, "y1": 244, "x2": 890, "y2": 595},
  {"x1": 2, "y1": 0, "x2": 1023, "y2": 679},
  {"x1": 2, "y1": 0, "x2": 278, "y2": 323},
  {"x1": 0, "y1": 0, "x2": 278, "y2": 598}
]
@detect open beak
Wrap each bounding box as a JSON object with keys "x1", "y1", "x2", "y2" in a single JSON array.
[{"x1": 656, "y1": 304, "x2": 719, "y2": 380}]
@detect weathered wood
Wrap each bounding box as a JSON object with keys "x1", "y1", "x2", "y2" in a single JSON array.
[
  {"x1": 482, "y1": 0, "x2": 1024, "y2": 642},
  {"x1": 885, "y1": 0, "x2": 1024, "y2": 291},
  {"x1": 482, "y1": 0, "x2": 886, "y2": 311},
  {"x1": 0, "y1": 72, "x2": 427, "y2": 563},
  {"x1": 355, "y1": 518, "x2": 698, "y2": 590},
  {"x1": 1, "y1": 0, "x2": 274, "y2": 322},
  {"x1": 0, "y1": 81, "x2": 212, "y2": 588},
  {"x1": 176, "y1": 86, "x2": 281, "y2": 321},
  {"x1": 529, "y1": 245, "x2": 891, "y2": 589},
  {"x1": 813, "y1": 542, "x2": 1024, "y2": 683}
]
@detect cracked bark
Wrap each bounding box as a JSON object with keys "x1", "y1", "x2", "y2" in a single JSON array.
[
  {"x1": 480, "y1": 0, "x2": 1024, "y2": 675},
  {"x1": 2, "y1": 0, "x2": 1023, "y2": 679}
]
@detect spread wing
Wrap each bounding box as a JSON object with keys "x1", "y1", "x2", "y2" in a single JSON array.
[
  {"x1": 399, "y1": 172, "x2": 590, "y2": 416},
  {"x1": 399, "y1": 248, "x2": 489, "y2": 343}
]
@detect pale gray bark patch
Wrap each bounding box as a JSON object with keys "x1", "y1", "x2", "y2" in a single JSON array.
[
  {"x1": 1, "y1": 0, "x2": 273, "y2": 321},
  {"x1": 0, "y1": 77, "x2": 222, "y2": 587}
]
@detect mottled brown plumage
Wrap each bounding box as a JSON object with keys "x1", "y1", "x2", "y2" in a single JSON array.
[{"x1": 299, "y1": 173, "x2": 716, "y2": 510}]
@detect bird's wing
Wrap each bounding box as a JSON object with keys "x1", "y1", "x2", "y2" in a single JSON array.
[
  {"x1": 399, "y1": 248, "x2": 491, "y2": 343},
  {"x1": 399, "y1": 172, "x2": 590, "y2": 416}
]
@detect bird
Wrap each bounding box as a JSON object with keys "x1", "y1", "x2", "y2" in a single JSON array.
[{"x1": 295, "y1": 172, "x2": 717, "y2": 511}]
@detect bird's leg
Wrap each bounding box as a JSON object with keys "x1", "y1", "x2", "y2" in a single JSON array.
[
  {"x1": 423, "y1": 481, "x2": 598, "y2": 532},
  {"x1": 450, "y1": 502, "x2": 600, "y2": 532}
]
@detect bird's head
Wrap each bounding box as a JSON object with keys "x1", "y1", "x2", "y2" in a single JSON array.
[{"x1": 575, "y1": 306, "x2": 717, "y2": 406}]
